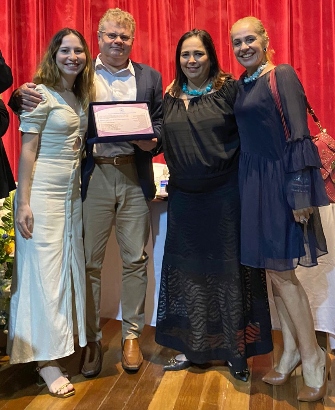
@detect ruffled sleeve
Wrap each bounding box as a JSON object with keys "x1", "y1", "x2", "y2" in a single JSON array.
[
  {"x1": 274, "y1": 64, "x2": 329, "y2": 209},
  {"x1": 19, "y1": 84, "x2": 50, "y2": 134}
]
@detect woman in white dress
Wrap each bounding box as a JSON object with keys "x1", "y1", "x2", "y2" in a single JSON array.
[{"x1": 7, "y1": 28, "x2": 95, "y2": 398}]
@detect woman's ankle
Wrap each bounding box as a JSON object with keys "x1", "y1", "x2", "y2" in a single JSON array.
[
  {"x1": 276, "y1": 349, "x2": 301, "y2": 374},
  {"x1": 301, "y1": 346, "x2": 327, "y2": 388},
  {"x1": 175, "y1": 354, "x2": 188, "y2": 362},
  {"x1": 37, "y1": 360, "x2": 73, "y2": 394}
]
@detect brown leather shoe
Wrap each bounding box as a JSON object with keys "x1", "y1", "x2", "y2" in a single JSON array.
[
  {"x1": 81, "y1": 341, "x2": 102, "y2": 378},
  {"x1": 121, "y1": 339, "x2": 143, "y2": 371}
]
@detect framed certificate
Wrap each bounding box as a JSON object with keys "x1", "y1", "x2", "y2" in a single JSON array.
[{"x1": 87, "y1": 101, "x2": 155, "y2": 143}]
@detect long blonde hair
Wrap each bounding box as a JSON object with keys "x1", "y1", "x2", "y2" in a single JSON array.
[{"x1": 33, "y1": 28, "x2": 95, "y2": 110}]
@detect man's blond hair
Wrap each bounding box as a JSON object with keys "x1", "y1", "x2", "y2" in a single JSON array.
[{"x1": 98, "y1": 8, "x2": 136, "y2": 35}]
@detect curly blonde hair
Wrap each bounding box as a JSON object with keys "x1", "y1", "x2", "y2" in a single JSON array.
[
  {"x1": 33, "y1": 28, "x2": 95, "y2": 110},
  {"x1": 98, "y1": 8, "x2": 136, "y2": 36}
]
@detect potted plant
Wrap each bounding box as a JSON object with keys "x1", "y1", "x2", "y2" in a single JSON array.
[{"x1": 0, "y1": 190, "x2": 15, "y2": 347}]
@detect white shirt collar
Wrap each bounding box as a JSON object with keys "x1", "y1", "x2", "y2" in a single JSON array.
[{"x1": 95, "y1": 55, "x2": 135, "y2": 76}]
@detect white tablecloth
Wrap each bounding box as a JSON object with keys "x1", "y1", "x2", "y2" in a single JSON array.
[
  {"x1": 100, "y1": 200, "x2": 168, "y2": 326},
  {"x1": 268, "y1": 204, "x2": 335, "y2": 348}
]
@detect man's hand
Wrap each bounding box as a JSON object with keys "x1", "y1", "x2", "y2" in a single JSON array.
[
  {"x1": 18, "y1": 82, "x2": 42, "y2": 111},
  {"x1": 131, "y1": 138, "x2": 157, "y2": 151}
]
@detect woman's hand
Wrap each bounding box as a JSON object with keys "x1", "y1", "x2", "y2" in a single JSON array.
[
  {"x1": 16, "y1": 204, "x2": 34, "y2": 239},
  {"x1": 292, "y1": 207, "x2": 313, "y2": 224},
  {"x1": 131, "y1": 138, "x2": 157, "y2": 151}
]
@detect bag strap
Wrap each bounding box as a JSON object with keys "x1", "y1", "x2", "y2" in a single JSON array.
[
  {"x1": 269, "y1": 69, "x2": 290, "y2": 140},
  {"x1": 269, "y1": 68, "x2": 327, "y2": 136},
  {"x1": 306, "y1": 102, "x2": 327, "y2": 134}
]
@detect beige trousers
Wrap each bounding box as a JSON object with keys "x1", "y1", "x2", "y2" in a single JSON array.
[{"x1": 83, "y1": 162, "x2": 150, "y2": 341}]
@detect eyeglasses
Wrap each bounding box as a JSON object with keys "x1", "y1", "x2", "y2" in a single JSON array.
[{"x1": 99, "y1": 31, "x2": 133, "y2": 42}]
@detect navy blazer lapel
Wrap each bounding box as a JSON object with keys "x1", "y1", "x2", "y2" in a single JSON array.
[{"x1": 133, "y1": 62, "x2": 146, "y2": 101}]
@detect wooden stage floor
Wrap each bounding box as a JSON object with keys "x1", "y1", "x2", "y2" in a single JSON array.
[{"x1": 0, "y1": 319, "x2": 334, "y2": 410}]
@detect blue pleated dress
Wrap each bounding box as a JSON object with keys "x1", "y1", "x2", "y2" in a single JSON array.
[{"x1": 234, "y1": 64, "x2": 328, "y2": 272}]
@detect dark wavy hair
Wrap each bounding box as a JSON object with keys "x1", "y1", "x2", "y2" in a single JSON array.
[
  {"x1": 171, "y1": 29, "x2": 232, "y2": 97},
  {"x1": 33, "y1": 28, "x2": 95, "y2": 110}
]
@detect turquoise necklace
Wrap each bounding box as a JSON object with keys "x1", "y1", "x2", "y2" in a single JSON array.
[
  {"x1": 243, "y1": 62, "x2": 268, "y2": 84},
  {"x1": 182, "y1": 80, "x2": 213, "y2": 96}
]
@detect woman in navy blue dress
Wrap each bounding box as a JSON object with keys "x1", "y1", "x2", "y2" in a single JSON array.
[{"x1": 231, "y1": 16, "x2": 330, "y2": 402}]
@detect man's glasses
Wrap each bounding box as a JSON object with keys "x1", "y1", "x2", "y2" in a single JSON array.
[{"x1": 99, "y1": 32, "x2": 133, "y2": 42}]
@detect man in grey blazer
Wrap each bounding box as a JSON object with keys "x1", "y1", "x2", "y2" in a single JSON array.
[{"x1": 11, "y1": 8, "x2": 162, "y2": 377}]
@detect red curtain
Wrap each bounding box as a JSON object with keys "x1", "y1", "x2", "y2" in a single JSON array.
[{"x1": 1, "y1": 0, "x2": 334, "y2": 177}]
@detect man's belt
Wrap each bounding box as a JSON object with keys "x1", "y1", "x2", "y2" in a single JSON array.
[{"x1": 94, "y1": 155, "x2": 135, "y2": 166}]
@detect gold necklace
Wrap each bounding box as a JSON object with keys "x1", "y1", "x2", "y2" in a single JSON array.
[{"x1": 55, "y1": 85, "x2": 73, "y2": 92}]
